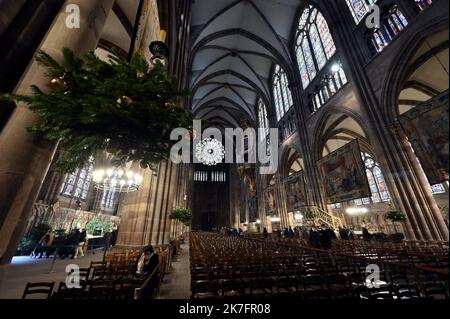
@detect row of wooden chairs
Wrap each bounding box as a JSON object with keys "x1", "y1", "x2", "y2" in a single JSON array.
[{"x1": 190, "y1": 233, "x2": 449, "y2": 300}]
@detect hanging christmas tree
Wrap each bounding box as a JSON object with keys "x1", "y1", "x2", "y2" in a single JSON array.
[{"x1": 2, "y1": 48, "x2": 192, "y2": 172}]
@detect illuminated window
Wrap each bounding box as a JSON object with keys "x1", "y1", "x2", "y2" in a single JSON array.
[
  {"x1": 346, "y1": 0, "x2": 377, "y2": 24},
  {"x1": 273, "y1": 65, "x2": 293, "y2": 121},
  {"x1": 295, "y1": 5, "x2": 337, "y2": 89},
  {"x1": 372, "y1": 29, "x2": 389, "y2": 52},
  {"x1": 61, "y1": 157, "x2": 94, "y2": 201},
  {"x1": 211, "y1": 171, "x2": 227, "y2": 183},
  {"x1": 311, "y1": 63, "x2": 347, "y2": 112},
  {"x1": 258, "y1": 99, "x2": 270, "y2": 141},
  {"x1": 354, "y1": 153, "x2": 391, "y2": 205},
  {"x1": 369, "y1": 6, "x2": 409, "y2": 54},
  {"x1": 415, "y1": 0, "x2": 433, "y2": 11},
  {"x1": 101, "y1": 190, "x2": 116, "y2": 209},
  {"x1": 194, "y1": 171, "x2": 208, "y2": 182}
]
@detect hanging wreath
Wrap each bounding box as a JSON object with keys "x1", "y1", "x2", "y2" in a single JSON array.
[{"x1": 1, "y1": 48, "x2": 192, "y2": 173}]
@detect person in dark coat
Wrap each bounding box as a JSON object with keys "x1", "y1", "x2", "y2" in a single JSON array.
[
  {"x1": 110, "y1": 224, "x2": 119, "y2": 246},
  {"x1": 263, "y1": 227, "x2": 269, "y2": 241},
  {"x1": 363, "y1": 227, "x2": 372, "y2": 241},
  {"x1": 309, "y1": 228, "x2": 321, "y2": 248},
  {"x1": 340, "y1": 227, "x2": 350, "y2": 240},
  {"x1": 288, "y1": 226, "x2": 295, "y2": 239},
  {"x1": 320, "y1": 226, "x2": 333, "y2": 250},
  {"x1": 136, "y1": 246, "x2": 160, "y2": 299}
]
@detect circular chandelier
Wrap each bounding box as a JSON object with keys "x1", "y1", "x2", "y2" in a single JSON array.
[
  {"x1": 195, "y1": 138, "x2": 225, "y2": 166},
  {"x1": 92, "y1": 167, "x2": 143, "y2": 193}
]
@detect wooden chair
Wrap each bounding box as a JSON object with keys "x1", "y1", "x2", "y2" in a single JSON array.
[
  {"x1": 22, "y1": 282, "x2": 55, "y2": 299},
  {"x1": 191, "y1": 280, "x2": 220, "y2": 299}
]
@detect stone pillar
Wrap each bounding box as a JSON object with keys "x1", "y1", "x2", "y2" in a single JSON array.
[
  {"x1": 391, "y1": 124, "x2": 449, "y2": 240},
  {"x1": 117, "y1": 161, "x2": 179, "y2": 248},
  {"x1": 0, "y1": 0, "x2": 115, "y2": 270},
  {"x1": 0, "y1": 0, "x2": 26, "y2": 37},
  {"x1": 276, "y1": 173, "x2": 289, "y2": 229}
]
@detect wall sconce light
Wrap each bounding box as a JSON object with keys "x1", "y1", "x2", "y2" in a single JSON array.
[{"x1": 149, "y1": 29, "x2": 169, "y2": 65}]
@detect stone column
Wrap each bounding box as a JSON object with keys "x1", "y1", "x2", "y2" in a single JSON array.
[
  {"x1": 117, "y1": 161, "x2": 180, "y2": 248},
  {"x1": 0, "y1": 0, "x2": 26, "y2": 37},
  {"x1": 0, "y1": 0, "x2": 115, "y2": 270}
]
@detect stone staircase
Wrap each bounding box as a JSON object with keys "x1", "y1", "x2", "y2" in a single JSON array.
[{"x1": 298, "y1": 206, "x2": 343, "y2": 229}]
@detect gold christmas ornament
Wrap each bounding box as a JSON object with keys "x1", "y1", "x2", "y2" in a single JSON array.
[
  {"x1": 50, "y1": 77, "x2": 68, "y2": 91},
  {"x1": 165, "y1": 101, "x2": 178, "y2": 109},
  {"x1": 116, "y1": 96, "x2": 133, "y2": 108}
]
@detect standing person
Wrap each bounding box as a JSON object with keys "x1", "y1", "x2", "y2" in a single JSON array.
[
  {"x1": 320, "y1": 225, "x2": 333, "y2": 250},
  {"x1": 363, "y1": 227, "x2": 372, "y2": 242},
  {"x1": 309, "y1": 227, "x2": 321, "y2": 248},
  {"x1": 70, "y1": 229, "x2": 81, "y2": 259},
  {"x1": 288, "y1": 226, "x2": 295, "y2": 239},
  {"x1": 74, "y1": 229, "x2": 87, "y2": 259},
  {"x1": 33, "y1": 230, "x2": 54, "y2": 258},
  {"x1": 263, "y1": 227, "x2": 269, "y2": 241},
  {"x1": 110, "y1": 224, "x2": 119, "y2": 247}
]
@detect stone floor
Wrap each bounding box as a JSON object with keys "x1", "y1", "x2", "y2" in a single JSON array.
[
  {"x1": 0, "y1": 250, "x2": 105, "y2": 299},
  {"x1": 159, "y1": 240, "x2": 191, "y2": 299},
  {"x1": 0, "y1": 242, "x2": 192, "y2": 299}
]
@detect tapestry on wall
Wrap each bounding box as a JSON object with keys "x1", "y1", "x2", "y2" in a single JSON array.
[
  {"x1": 399, "y1": 91, "x2": 449, "y2": 185},
  {"x1": 284, "y1": 171, "x2": 308, "y2": 211},
  {"x1": 317, "y1": 140, "x2": 371, "y2": 204},
  {"x1": 248, "y1": 196, "x2": 259, "y2": 223},
  {"x1": 264, "y1": 186, "x2": 277, "y2": 214}
]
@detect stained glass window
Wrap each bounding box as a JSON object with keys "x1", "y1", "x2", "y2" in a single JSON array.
[
  {"x1": 101, "y1": 190, "x2": 116, "y2": 209},
  {"x1": 354, "y1": 153, "x2": 391, "y2": 205},
  {"x1": 295, "y1": 5, "x2": 336, "y2": 89},
  {"x1": 61, "y1": 157, "x2": 94, "y2": 201},
  {"x1": 372, "y1": 29, "x2": 389, "y2": 52},
  {"x1": 310, "y1": 24, "x2": 327, "y2": 70},
  {"x1": 388, "y1": 7, "x2": 408, "y2": 35},
  {"x1": 369, "y1": 6, "x2": 408, "y2": 54},
  {"x1": 415, "y1": 0, "x2": 433, "y2": 11},
  {"x1": 346, "y1": 0, "x2": 377, "y2": 24},
  {"x1": 258, "y1": 99, "x2": 270, "y2": 141},
  {"x1": 311, "y1": 63, "x2": 347, "y2": 113},
  {"x1": 273, "y1": 65, "x2": 293, "y2": 121},
  {"x1": 316, "y1": 12, "x2": 336, "y2": 59}
]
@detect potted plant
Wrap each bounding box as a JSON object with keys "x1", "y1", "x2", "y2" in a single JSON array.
[
  {"x1": 170, "y1": 208, "x2": 192, "y2": 226},
  {"x1": 386, "y1": 210, "x2": 407, "y2": 239}
]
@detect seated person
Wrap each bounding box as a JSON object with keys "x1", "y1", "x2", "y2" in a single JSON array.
[{"x1": 135, "y1": 246, "x2": 160, "y2": 299}]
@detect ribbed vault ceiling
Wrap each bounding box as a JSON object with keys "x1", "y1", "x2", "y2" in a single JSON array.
[{"x1": 189, "y1": 0, "x2": 303, "y2": 129}]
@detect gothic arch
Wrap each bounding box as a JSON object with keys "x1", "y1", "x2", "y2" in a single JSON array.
[
  {"x1": 381, "y1": 17, "x2": 449, "y2": 122},
  {"x1": 279, "y1": 145, "x2": 304, "y2": 178},
  {"x1": 311, "y1": 106, "x2": 371, "y2": 162}
]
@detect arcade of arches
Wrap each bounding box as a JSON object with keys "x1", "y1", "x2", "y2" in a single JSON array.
[{"x1": 0, "y1": 0, "x2": 448, "y2": 300}]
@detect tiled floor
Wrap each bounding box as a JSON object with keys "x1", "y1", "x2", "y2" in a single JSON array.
[{"x1": 159, "y1": 241, "x2": 191, "y2": 299}]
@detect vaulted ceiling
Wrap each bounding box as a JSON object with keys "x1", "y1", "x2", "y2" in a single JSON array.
[
  {"x1": 96, "y1": 0, "x2": 140, "y2": 61},
  {"x1": 398, "y1": 30, "x2": 449, "y2": 115},
  {"x1": 189, "y1": 0, "x2": 304, "y2": 129}
]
